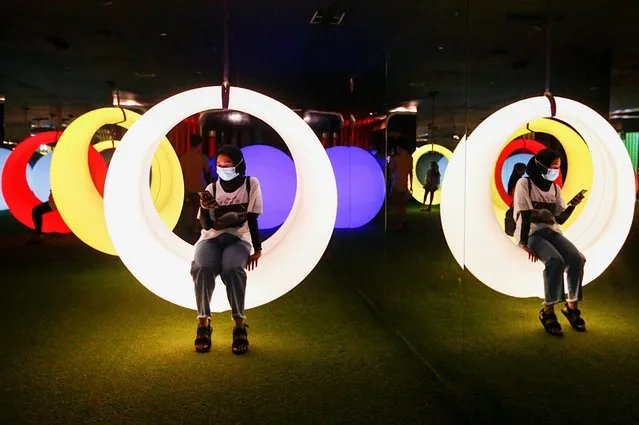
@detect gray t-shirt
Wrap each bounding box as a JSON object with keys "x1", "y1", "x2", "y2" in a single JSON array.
[
  {"x1": 197, "y1": 177, "x2": 263, "y2": 252},
  {"x1": 512, "y1": 177, "x2": 566, "y2": 244}
]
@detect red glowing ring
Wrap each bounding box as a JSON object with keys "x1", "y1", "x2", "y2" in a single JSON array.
[
  {"x1": 494, "y1": 138, "x2": 564, "y2": 206},
  {"x1": 1, "y1": 131, "x2": 108, "y2": 233}
]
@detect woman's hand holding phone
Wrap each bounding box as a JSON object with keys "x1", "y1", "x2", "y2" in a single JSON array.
[
  {"x1": 198, "y1": 191, "x2": 215, "y2": 209},
  {"x1": 569, "y1": 189, "x2": 587, "y2": 207}
]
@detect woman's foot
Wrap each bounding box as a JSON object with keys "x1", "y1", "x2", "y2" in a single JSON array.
[
  {"x1": 195, "y1": 318, "x2": 212, "y2": 353},
  {"x1": 561, "y1": 304, "x2": 586, "y2": 332},
  {"x1": 232, "y1": 324, "x2": 249, "y2": 355},
  {"x1": 539, "y1": 308, "x2": 563, "y2": 336}
]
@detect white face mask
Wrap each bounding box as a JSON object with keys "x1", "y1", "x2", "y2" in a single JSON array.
[
  {"x1": 544, "y1": 168, "x2": 560, "y2": 181},
  {"x1": 216, "y1": 158, "x2": 243, "y2": 181},
  {"x1": 535, "y1": 158, "x2": 560, "y2": 181}
]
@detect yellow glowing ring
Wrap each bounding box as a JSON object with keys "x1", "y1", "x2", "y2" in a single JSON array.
[
  {"x1": 92, "y1": 140, "x2": 167, "y2": 208},
  {"x1": 103, "y1": 86, "x2": 338, "y2": 312},
  {"x1": 441, "y1": 97, "x2": 635, "y2": 298},
  {"x1": 93, "y1": 140, "x2": 120, "y2": 153},
  {"x1": 490, "y1": 118, "x2": 594, "y2": 230},
  {"x1": 411, "y1": 144, "x2": 452, "y2": 206},
  {"x1": 50, "y1": 108, "x2": 184, "y2": 255}
]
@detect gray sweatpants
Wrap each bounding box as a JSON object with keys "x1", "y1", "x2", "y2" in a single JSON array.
[
  {"x1": 191, "y1": 233, "x2": 251, "y2": 320},
  {"x1": 528, "y1": 228, "x2": 586, "y2": 306}
]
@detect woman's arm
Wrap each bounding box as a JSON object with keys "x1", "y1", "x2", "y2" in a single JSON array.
[
  {"x1": 513, "y1": 179, "x2": 534, "y2": 246},
  {"x1": 519, "y1": 211, "x2": 532, "y2": 246},
  {"x1": 554, "y1": 184, "x2": 579, "y2": 225},
  {"x1": 199, "y1": 207, "x2": 214, "y2": 230},
  {"x1": 555, "y1": 205, "x2": 576, "y2": 224},
  {"x1": 247, "y1": 213, "x2": 261, "y2": 252}
]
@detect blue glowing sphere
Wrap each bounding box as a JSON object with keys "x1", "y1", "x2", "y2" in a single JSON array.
[
  {"x1": 501, "y1": 153, "x2": 532, "y2": 189},
  {"x1": 327, "y1": 146, "x2": 386, "y2": 229},
  {"x1": 0, "y1": 148, "x2": 13, "y2": 210},
  {"x1": 241, "y1": 145, "x2": 297, "y2": 229},
  {"x1": 27, "y1": 153, "x2": 53, "y2": 203}
]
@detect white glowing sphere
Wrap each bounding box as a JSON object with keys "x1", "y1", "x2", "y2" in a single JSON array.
[
  {"x1": 104, "y1": 86, "x2": 338, "y2": 311},
  {"x1": 441, "y1": 97, "x2": 635, "y2": 298}
]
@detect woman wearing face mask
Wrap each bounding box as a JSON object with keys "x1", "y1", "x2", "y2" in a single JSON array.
[
  {"x1": 512, "y1": 149, "x2": 587, "y2": 337},
  {"x1": 191, "y1": 145, "x2": 263, "y2": 354}
]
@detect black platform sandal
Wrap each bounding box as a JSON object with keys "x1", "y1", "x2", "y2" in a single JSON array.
[
  {"x1": 539, "y1": 309, "x2": 563, "y2": 337},
  {"x1": 195, "y1": 324, "x2": 212, "y2": 353},
  {"x1": 232, "y1": 324, "x2": 249, "y2": 355},
  {"x1": 561, "y1": 304, "x2": 586, "y2": 332}
]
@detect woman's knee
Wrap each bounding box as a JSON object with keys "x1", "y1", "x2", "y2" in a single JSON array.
[
  {"x1": 220, "y1": 266, "x2": 247, "y2": 282},
  {"x1": 190, "y1": 260, "x2": 219, "y2": 277},
  {"x1": 546, "y1": 255, "x2": 565, "y2": 271},
  {"x1": 568, "y1": 252, "x2": 586, "y2": 268}
]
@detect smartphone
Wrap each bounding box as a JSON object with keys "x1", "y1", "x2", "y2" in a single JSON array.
[{"x1": 570, "y1": 189, "x2": 587, "y2": 205}]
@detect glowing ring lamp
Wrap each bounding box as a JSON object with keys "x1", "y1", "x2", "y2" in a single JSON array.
[
  {"x1": 326, "y1": 146, "x2": 386, "y2": 228},
  {"x1": 411, "y1": 144, "x2": 453, "y2": 206},
  {"x1": 103, "y1": 86, "x2": 338, "y2": 312},
  {"x1": 440, "y1": 96, "x2": 634, "y2": 298},
  {"x1": 50, "y1": 108, "x2": 184, "y2": 255},
  {"x1": 93, "y1": 140, "x2": 120, "y2": 153},
  {"x1": 0, "y1": 148, "x2": 13, "y2": 210},
  {"x1": 492, "y1": 138, "x2": 561, "y2": 208},
  {"x1": 1, "y1": 132, "x2": 108, "y2": 233},
  {"x1": 241, "y1": 144, "x2": 296, "y2": 229}
]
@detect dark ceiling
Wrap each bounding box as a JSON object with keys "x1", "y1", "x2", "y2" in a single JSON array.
[{"x1": 1, "y1": 0, "x2": 638, "y2": 139}]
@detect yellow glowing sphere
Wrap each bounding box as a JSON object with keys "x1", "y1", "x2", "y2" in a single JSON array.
[
  {"x1": 441, "y1": 97, "x2": 635, "y2": 298},
  {"x1": 411, "y1": 143, "x2": 453, "y2": 206},
  {"x1": 490, "y1": 118, "x2": 594, "y2": 231},
  {"x1": 103, "y1": 87, "x2": 338, "y2": 312},
  {"x1": 50, "y1": 107, "x2": 184, "y2": 255}
]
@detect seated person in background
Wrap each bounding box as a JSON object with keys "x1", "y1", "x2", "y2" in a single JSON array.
[{"x1": 28, "y1": 191, "x2": 56, "y2": 244}]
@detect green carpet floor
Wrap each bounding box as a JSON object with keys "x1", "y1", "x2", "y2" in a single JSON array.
[{"x1": 1, "y1": 204, "x2": 638, "y2": 424}]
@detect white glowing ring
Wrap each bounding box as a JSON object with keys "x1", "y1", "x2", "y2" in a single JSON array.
[
  {"x1": 441, "y1": 97, "x2": 635, "y2": 298},
  {"x1": 104, "y1": 86, "x2": 338, "y2": 311}
]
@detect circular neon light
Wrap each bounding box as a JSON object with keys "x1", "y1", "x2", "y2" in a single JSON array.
[
  {"x1": 326, "y1": 146, "x2": 386, "y2": 228},
  {"x1": 50, "y1": 108, "x2": 184, "y2": 255},
  {"x1": 411, "y1": 144, "x2": 452, "y2": 206},
  {"x1": 103, "y1": 86, "x2": 338, "y2": 312},
  {"x1": 2, "y1": 132, "x2": 107, "y2": 233},
  {"x1": 0, "y1": 148, "x2": 13, "y2": 210},
  {"x1": 241, "y1": 144, "x2": 296, "y2": 230},
  {"x1": 441, "y1": 97, "x2": 634, "y2": 298}
]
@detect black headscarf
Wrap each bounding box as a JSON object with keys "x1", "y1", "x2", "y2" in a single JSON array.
[
  {"x1": 217, "y1": 144, "x2": 247, "y2": 192},
  {"x1": 526, "y1": 148, "x2": 560, "y2": 192}
]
